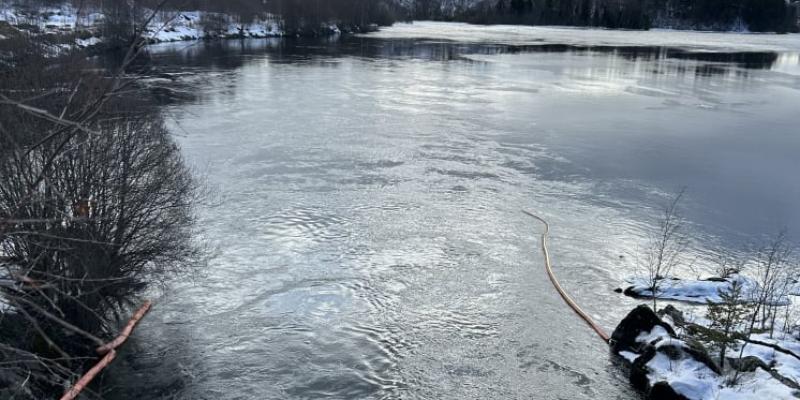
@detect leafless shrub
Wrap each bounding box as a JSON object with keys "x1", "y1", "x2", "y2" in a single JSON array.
[
  {"x1": 730, "y1": 230, "x2": 797, "y2": 383},
  {"x1": 748, "y1": 230, "x2": 796, "y2": 336},
  {"x1": 639, "y1": 189, "x2": 688, "y2": 311},
  {"x1": 713, "y1": 248, "x2": 747, "y2": 279},
  {"x1": 0, "y1": 6, "x2": 200, "y2": 397}
]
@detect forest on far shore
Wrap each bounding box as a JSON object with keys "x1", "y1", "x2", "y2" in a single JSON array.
[
  {"x1": 12, "y1": 0, "x2": 798, "y2": 33},
  {"x1": 411, "y1": 0, "x2": 800, "y2": 32}
]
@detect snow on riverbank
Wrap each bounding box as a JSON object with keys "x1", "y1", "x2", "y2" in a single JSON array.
[
  {"x1": 619, "y1": 275, "x2": 792, "y2": 305},
  {"x1": 0, "y1": 2, "x2": 103, "y2": 29},
  {"x1": 143, "y1": 11, "x2": 283, "y2": 43},
  {"x1": 0, "y1": 2, "x2": 286, "y2": 49}
]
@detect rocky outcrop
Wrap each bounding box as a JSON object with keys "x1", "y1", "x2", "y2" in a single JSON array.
[
  {"x1": 612, "y1": 305, "x2": 721, "y2": 400},
  {"x1": 657, "y1": 304, "x2": 686, "y2": 326},
  {"x1": 611, "y1": 304, "x2": 676, "y2": 353},
  {"x1": 680, "y1": 341, "x2": 721, "y2": 374}
]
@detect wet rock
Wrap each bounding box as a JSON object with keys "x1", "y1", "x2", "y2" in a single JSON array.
[{"x1": 611, "y1": 305, "x2": 676, "y2": 353}]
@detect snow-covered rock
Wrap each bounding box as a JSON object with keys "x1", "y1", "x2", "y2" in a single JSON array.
[
  {"x1": 611, "y1": 304, "x2": 677, "y2": 353},
  {"x1": 619, "y1": 275, "x2": 791, "y2": 306},
  {"x1": 612, "y1": 306, "x2": 721, "y2": 399},
  {"x1": 613, "y1": 305, "x2": 800, "y2": 399}
]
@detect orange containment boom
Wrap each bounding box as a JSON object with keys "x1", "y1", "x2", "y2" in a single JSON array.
[
  {"x1": 60, "y1": 300, "x2": 152, "y2": 400},
  {"x1": 96, "y1": 300, "x2": 152, "y2": 355},
  {"x1": 522, "y1": 211, "x2": 611, "y2": 343}
]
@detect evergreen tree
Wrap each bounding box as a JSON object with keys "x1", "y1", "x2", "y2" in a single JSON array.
[{"x1": 699, "y1": 280, "x2": 751, "y2": 369}]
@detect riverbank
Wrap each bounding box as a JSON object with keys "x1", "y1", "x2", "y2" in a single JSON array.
[{"x1": 0, "y1": 3, "x2": 379, "y2": 51}]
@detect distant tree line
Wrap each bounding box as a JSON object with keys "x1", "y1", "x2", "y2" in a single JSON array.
[
  {"x1": 14, "y1": 0, "x2": 799, "y2": 32},
  {"x1": 408, "y1": 0, "x2": 799, "y2": 32}
]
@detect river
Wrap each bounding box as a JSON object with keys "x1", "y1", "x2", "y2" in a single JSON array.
[{"x1": 105, "y1": 22, "x2": 800, "y2": 399}]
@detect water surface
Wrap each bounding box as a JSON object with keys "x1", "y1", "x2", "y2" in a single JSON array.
[{"x1": 107, "y1": 22, "x2": 800, "y2": 399}]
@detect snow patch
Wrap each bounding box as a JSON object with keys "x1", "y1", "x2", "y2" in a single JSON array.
[
  {"x1": 621, "y1": 275, "x2": 791, "y2": 305},
  {"x1": 646, "y1": 351, "x2": 719, "y2": 399},
  {"x1": 636, "y1": 325, "x2": 673, "y2": 344},
  {"x1": 619, "y1": 350, "x2": 639, "y2": 362}
]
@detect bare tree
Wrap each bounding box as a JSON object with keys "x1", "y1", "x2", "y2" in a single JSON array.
[
  {"x1": 640, "y1": 189, "x2": 687, "y2": 311},
  {"x1": 749, "y1": 230, "x2": 795, "y2": 336},
  {"x1": 713, "y1": 248, "x2": 747, "y2": 279},
  {"x1": 731, "y1": 230, "x2": 795, "y2": 384}
]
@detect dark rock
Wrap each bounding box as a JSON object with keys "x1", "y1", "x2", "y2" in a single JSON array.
[
  {"x1": 615, "y1": 305, "x2": 722, "y2": 400},
  {"x1": 629, "y1": 341, "x2": 720, "y2": 399},
  {"x1": 630, "y1": 344, "x2": 657, "y2": 390},
  {"x1": 765, "y1": 368, "x2": 800, "y2": 390},
  {"x1": 623, "y1": 286, "x2": 646, "y2": 298},
  {"x1": 747, "y1": 338, "x2": 800, "y2": 359},
  {"x1": 728, "y1": 353, "x2": 800, "y2": 390},
  {"x1": 728, "y1": 355, "x2": 769, "y2": 373},
  {"x1": 703, "y1": 277, "x2": 728, "y2": 282},
  {"x1": 614, "y1": 287, "x2": 623, "y2": 293},
  {"x1": 682, "y1": 341, "x2": 722, "y2": 374},
  {"x1": 684, "y1": 323, "x2": 714, "y2": 338},
  {"x1": 649, "y1": 381, "x2": 690, "y2": 400},
  {"x1": 611, "y1": 305, "x2": 676, "y2": 353},
  {"x1": 658, "y1": 305, "x2": 686, "y2": 326},
  {"x1": 658, "y1": 343, "x2": 683, "y2": 360},
  {"x1": 640, "y1": 338, "x2": 720, "y2": 375}
]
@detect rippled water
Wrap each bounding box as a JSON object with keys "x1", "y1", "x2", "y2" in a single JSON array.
[{"x1": 106, "y1": 22, "x2": 800, "y2": 399}]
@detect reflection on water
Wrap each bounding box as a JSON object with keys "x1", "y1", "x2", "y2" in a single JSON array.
[
  {"x1": 144, "y1": 33, "x2": 794, "y2": 71},
  {"x1": 107, "y1": 22, "x2": 800, "y2": 399}
]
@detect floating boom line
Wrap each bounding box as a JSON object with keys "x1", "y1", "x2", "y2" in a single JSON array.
[
  {"x1": 523, "y1": 210, "x2": 610, "y2": 343},
  {"x1": 60, "y1": 300, "x2": 152, "y2": 400}
]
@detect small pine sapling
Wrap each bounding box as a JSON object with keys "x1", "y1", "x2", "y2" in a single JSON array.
[{"x1": 701, "y1": 279, "x2": 751, "y2": 370}]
